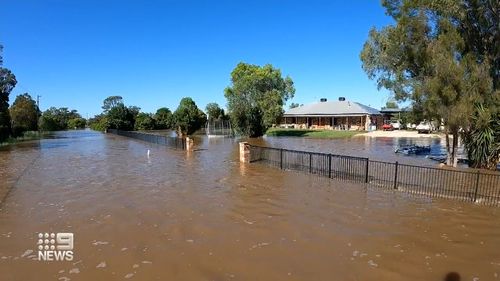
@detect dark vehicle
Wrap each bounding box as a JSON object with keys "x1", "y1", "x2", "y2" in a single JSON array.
[{"x1": 395, "y1": 145, "x2": 431, "y2": 155}]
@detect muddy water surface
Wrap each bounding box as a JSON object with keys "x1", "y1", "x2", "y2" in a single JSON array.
[
  {"x1": 0, "y1": 131, "x2": 499, "y2": 281},
  {"x1": 254, "y1": 135, "x2": 461, "y2": 167}
]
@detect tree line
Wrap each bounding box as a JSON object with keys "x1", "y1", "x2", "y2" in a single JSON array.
[
  {"x1": 88, "y1": 98, "x2": 229, "y2": 136},
  {"x1": 0, "y1": 46, "x2": 86, "y2": 142},
  {"x1": 88, "y1": 96, "x2": 227, "y2": 137},
  {"x1": 86, "y1": 62, "x2": 294, "y2": 139}
]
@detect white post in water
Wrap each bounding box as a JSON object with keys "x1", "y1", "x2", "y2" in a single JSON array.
[
  {"x1": 186, "y1": 137, "x2": 194, "y2": 150},
  {"x1": 239, "y1": 142, "x2": 250, "y2": 163}
]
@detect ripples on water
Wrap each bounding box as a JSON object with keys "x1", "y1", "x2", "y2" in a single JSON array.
[{"x1": 0, "y1": 130, "x2": 499, "y2": 281}]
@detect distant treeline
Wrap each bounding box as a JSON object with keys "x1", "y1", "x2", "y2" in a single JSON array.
[
  {"x1": 88, "y1": 96, "x2": 227, "y2": 137},
  {"x1": 0, "y1": 45, "x2": 86, "y2": 142}
]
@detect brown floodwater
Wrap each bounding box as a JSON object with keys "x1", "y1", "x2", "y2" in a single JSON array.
[
  {"x1": 252, "y1": 135, "x2": 465, "y2": 168},
  {"x1": 0, "y1": 130, "x2": 499, "y2": 281}
]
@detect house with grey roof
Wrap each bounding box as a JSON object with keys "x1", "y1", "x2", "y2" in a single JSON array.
[{"x1": 281, "y1": 97, "x2": 382, "y2": 130}]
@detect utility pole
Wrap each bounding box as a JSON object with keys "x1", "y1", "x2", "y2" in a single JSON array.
[{"x1": 36, "y1": 95, "x2": 42, "y2": 133}]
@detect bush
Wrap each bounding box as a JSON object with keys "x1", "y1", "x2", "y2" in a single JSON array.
[
  {"x1": 463, "y1": 105, "x2": 500, "y2": 170},
  {"x1": 172, "y1": 98, "x2": 206, "y2": 136},
  {"x1": 135, "y1": 113, "x2": 156, "y2": 130},
  {"x1": 68, "y1": 118, "x2": 86, "y2": 129}
]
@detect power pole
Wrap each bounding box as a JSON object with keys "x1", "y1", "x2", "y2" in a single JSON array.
[{"x1": 36, "y1": 95, "x2": 42, "y2": 133}]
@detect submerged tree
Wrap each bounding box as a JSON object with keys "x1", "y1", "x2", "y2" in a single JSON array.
[
  {"x1": 154, "y1": 107, "x2": 173, "y2": 129},
  {"x1": 360, "y1": 0, "x2": 499, "y2": 167},
  {"x1": 224, "y1": 62, "x2": 295, "y2": 137},
  {"x1": 39, "y1": 107, "x2": 82, "y2": 131},
  {"x1": 67, "y1": 117, "x2": 86, "y2": 129},
  {"x1": 97, "y1": 96, "x2": 139, "y2": 131},
  {"x1": 107, "y1": 103, "x2": 135, "y2": 130},
  {"x1": 134, "y1": 112, "x2": 156, "y2": 130},
  {"x1": 172, "y1": 97, "x2": 206, "y2": 136},
  {"x1": 88, "y1": 114, "x2": 108, "y2": 131},
  {"x1": 0, "y1": 45, "x2": 17, "y2": 142},
  {"x1": 10, "y1": 93, "x2": 39, "y2": 136}
]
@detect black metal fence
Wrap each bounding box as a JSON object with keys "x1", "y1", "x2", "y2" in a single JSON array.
[
  {"x1": 248, "y1": 144, "x2": 500, "y2": 206},
  {"x1": 107, "y1": 129, "x2": 186, "y2": 149}
]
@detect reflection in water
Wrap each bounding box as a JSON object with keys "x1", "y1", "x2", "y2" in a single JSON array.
[{"x1": 0, "y1": 130, "x2": 499, "y2": 281}]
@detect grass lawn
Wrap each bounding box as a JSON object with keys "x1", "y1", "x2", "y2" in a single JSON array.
[{"x1": 266, "y1": 128, "x2": 365, "y2": 138}]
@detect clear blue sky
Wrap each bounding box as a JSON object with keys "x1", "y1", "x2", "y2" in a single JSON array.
[{"x1": 1, "y1": 0, "x2": 394, "y2": 117}]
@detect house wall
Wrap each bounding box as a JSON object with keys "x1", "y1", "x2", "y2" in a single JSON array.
[{"x1": 280, "y1": 115, "x2": 381, "y2": 130}]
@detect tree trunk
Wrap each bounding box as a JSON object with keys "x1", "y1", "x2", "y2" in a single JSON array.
[
  {"x1": 445, "y1": 127, "x2": 459, "y2": 167},
  {"x1": 452, "y1": 131, "x2": 459, "y2": 167},
  {"x1": 445, "y1": 129, "x2": 452, "y2": 166},
  {"x1": 176, "y1": 126, "x2": 184, "y2": 138}
]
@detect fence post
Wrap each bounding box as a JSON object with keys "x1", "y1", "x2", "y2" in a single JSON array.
[
  {"x1": 280, "y1": 149, "x2": 284, "y2": 170},
  {"x1": 186, "y1": 137, "x2": 194, "y2": 150},
  {"x1": 365, "y1": 158, "x2": 369, "y2": 183},
  {"x1": 393, "y1": 161, "x2": 399, "y2": 190},
  {"x1": 473, "y1": 170, "x2": 481, "y2": 202},
  {"x1": 239, "y1": 142, "x2": 250, "y2": 163},
  {"x1": 309, "y1": 153, "x2": 312, "y2": 173},
  {"x1": 328, "y1": 154, "x2": 332, "y2": 178}
]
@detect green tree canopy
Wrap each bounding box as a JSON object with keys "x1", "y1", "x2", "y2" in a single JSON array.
[
  {"x1": 172, "y1": 97, "x2": 206, "y2": 136},
  {"x1": 289, "y1": 103, "x2": 301, "y2": 109},
  {"x1": 134, "y1": 112, "x2": 156, "y2": 130},
  {"x1": 384, "y1": 100, "x2": 399, "y2": 109},
  {"x1": 0, "y1": 45, "x2": 17, "y2": 142},
  {"x1": 224, "y1": 62, "x2": 295, "y2": 137},
  {"x1": 107, "y1": 103, "x2": 135, "y2": 130},
  {"x1": 360, "y1": 0, "x2": 499, "y2": 167},
  {"x1": 97, "y1": 96, "x2": 139, "y2": 131},
  {"x1": 67, "y1": 117, "x2": 86, "y2": 129},
  {"x1": 39, "y1": 107, "x2": 82, "y2": 131},
  {"x1": 102, "y1": 96, "x2": 123, "y2": 112},
  {"x1": 10, "y1": 93, "x2": 39, "y2": 136},
  {"x1": 128, "y1": 106, "x2": 141, "y2": 118},
  {"x1": 205, "y1": 102, "x2": 225, "y2": 121},
  {"x1": 154, "y1": 107, "x2": 173, "y2": 129},
  {"x1": 88, "y1": 114, "x2": 108, "y2": 131}
]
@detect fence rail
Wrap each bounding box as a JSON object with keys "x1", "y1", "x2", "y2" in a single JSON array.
[
  {"x1": 107, "y1": 129, "x2": 186, "y2": 149},
  {"x1": 248, "y1": 144, "x2": 500, "y2": 206}
]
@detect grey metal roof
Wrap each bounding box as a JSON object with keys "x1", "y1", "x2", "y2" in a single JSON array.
[
  {"x1": 379, "y1": 107, "x2": 408, "y2": 114},
  {"x1": 284, "y1": 100, "x2": 380, "y2": 117}
]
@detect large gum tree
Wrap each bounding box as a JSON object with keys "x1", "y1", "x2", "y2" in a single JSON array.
[
  {"x1": 360, "y1": 0, "x2": 499, "y2": 168},
  {"x1": 224, "y1": 62, "x2": 295, "y2": 137}
]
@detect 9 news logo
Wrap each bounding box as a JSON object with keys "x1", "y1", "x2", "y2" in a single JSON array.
[{"x1": 37, "y1": 232, "x2": 74, "y2": 261}]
